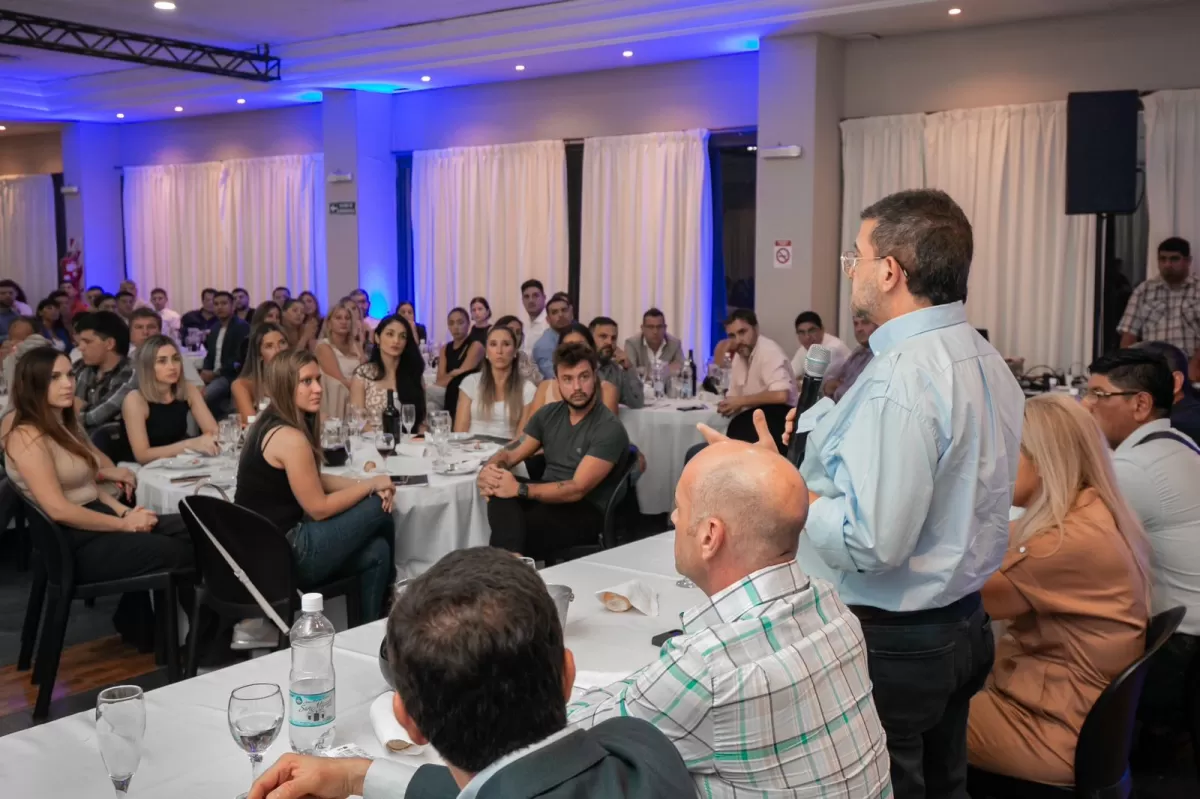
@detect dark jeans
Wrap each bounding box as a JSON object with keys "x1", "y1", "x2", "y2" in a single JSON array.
[
  {"x1": 1138, "y1": 631, "x2": 1200, "y2": 728},
  {"x1": 204, "y1": 376, "x2": 232, "y2": 419},
  {"x1": 291, "y1": 494, "x2": 395, "y2": 621},
  {"x1": 854, "y1": 594, "x2": 994, "y2": 799},
  {"x1": 487, "y1": 492, "x2": 605, "y2": 562}
]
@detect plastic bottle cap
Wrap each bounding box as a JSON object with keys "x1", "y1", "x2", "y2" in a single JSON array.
[{"x1": 301, "y1": 593, "x2": 324, "y2": 613}]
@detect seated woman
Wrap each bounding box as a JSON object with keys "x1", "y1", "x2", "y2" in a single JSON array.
[
  {"x1": 527, "y1": 323, "x2": 620, "y2": 416},
  {"x1": 232, "y1": 323, "x2": 289, "y2": 425},
  {"x1": 36, "y1": 299, "x2": 72, "y2": 352},
  {"x1": 314, "y1": 300, "x2": 365, "y2": 419},
  {"x1": 281, "y1": 298, "x2": 318, "y2": 353},
  {"x1": 299, "y1": 291, "x2": 322, "y2": 333},
  {"x1": 351, "y1": 315, "x2": 426, "y2": 432},
  {"x1": 2, "y1": 348, "x2": 193, "y2": 644},
  {"x1": 397, "y1": 301, "x2": 427, "y2": 344},
  {"x1": 495, "y1": 314, "x2": 543, "y2": 387},
  {"x1": 454, "y1": 324, "x2": 536, "y2": 439},
  {"x1": 468, "y1": 296, "x2": 492, "y2": 347},
  {"x1": 122, "y1": 335, "x2": 220, "y2": 464},
  {"x1": 967, "y1": 393, "x2": 1150, "y2": 786},
  {"x1": 431, "y1": 307, "x2": 484, "y2": 418},
  {"x1": 235, "y1": 349, "x2": 396, "y2": 621},
  {"x1": 250, "y1": 301, "x2": 282, "y2": 328}
]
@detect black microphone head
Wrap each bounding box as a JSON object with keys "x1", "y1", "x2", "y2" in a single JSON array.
[{"x1": 804, "y1": 345, "x2": 831, "y2": 378}]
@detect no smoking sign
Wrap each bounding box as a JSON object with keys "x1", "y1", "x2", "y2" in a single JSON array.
[{"x1": 774, "y1": 239, "x2": 793, "y2": 269}]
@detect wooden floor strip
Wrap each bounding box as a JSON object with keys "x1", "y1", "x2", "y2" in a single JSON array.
[{"x1": 0, "y1": 636, "x2": 158, "y2": 718}]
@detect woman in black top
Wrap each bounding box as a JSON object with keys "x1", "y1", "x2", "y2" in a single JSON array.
[
  {"x1": 468, "y1": 296, "x2": 492, "y2": 347},
  {"x1": 122, "y1": 335, "x2": 221, "y2": 464},
  {"x1": 436, "y1": 307, "x2": 484, "y2": 423},
  {"x1": 235, "y1": 348, "x2": 396, "y2": 619},
  {"x1": 396, "y1": 301, "x2": 427, "y2": 344}
]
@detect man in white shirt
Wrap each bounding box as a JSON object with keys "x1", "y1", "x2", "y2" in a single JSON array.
[
  {"x1": 119, "y1": 279, "x2": 152, "y2": 310},
  {"x1": 247, "y1": 548, "x2": 692, "y2": 799},
  {"x1": 791, "y1": 310, "x2": 852, "y2": 378},
  {"x1": 129, "y1": 308, "x2": 202, "y2": 387},
  {"x1": 1084, "y1": 347, "x2": 1200, "y2": 727},
  {"x1": 720, "y1": 308, "x2": 797, "y2": 452},
  {"x1": 150, "y1": 288, "x2": 182, "y2": 341},
  {"x1": 520, "y1": 279, "x2": 549, "y2": 357}
]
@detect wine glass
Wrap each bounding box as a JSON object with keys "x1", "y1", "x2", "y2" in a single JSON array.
[
  {"x1": 96, "y1": 685, "x2": 146, "y2": 797},
  {"x1": 400, "y1": 403, "x2": 416, "y2": 443},
  {"x1": 374, "y1": 431, "x2": 396, "y2": 460},
  {"x1": 227, "y1": 683, "x2": 284, "y2": 799}
]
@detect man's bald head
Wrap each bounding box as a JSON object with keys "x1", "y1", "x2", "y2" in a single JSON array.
[{"x1": 673, "y1": 441, "x2": 809, "y2": 594}]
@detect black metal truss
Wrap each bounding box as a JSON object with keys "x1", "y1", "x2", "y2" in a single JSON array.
[{"x1": 0, "y1": 10, "x2": 281, "y2": 82}]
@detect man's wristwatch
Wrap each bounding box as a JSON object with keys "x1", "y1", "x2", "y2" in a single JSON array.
[{"x1": 517, "y1": 483, "x2": 529, "y2": 500}]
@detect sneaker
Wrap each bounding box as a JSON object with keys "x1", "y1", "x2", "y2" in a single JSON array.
[{"x1": 230, "y1": 618, "x2": 279, "y2": 650}]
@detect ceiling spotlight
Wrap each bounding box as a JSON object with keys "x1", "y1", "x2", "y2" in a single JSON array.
[
  {"x1": 948, "y1": 7, "x2": 962, "y2": 14},
  {"x1": 421, "y1": 75, "x2": 431, "y2": 82},
  {"x1": 116, "y1": 113, "x2": 125, "y2": 119},
  {"x1": 747, "y1": 145, "x2": 758, "y2": 152},
  {"x1": 236, "y1": 98, "x2": 246, "y2": 104},
  {"x1": 622, "y1": 50, "x2": 633, "y2": 58},
  {"x1": 174, "y1": 105, "x2": 183, "y2": 112},
  {"x1": 154, "y1": 1, "x2": 176, "y2": 10},
  {"x1": 515, "y1": 64, "x2": 525, "y2": 71},
  {"x1": 0, "y1": 125, "x2": 6, "y2": 131}
]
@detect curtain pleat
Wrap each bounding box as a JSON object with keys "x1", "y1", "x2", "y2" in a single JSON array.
[
  {"x1": 1145, "y1": 90, "x2": 1200, "y2": 269},
  {"x1": 0, "y1": 175, "x2": 59, "y2": 303}
]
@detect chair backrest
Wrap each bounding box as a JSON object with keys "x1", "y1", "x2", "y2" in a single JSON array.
[
  {"x1": 1074, "y1": 605, "x2": 1186, "y2": 798},
  {"x1": 601, "y1": 444, "x2": 641, "y2": 548},
  {"x1": 21, "y1": 497, "x2": 78, "y2": 589},
  {"x1": 179, "y1": 495, "x2": 296, "y2": 608}
]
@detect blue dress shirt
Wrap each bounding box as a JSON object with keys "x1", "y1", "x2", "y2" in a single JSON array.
[
  {"x1": 798, "y1": 302, "x2": 1024, "y2": 612},
  {"x1": 532, "y1": 328, "x2": 561, "y2": 380}
]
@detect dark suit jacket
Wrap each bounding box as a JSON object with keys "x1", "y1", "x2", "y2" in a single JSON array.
[
  {"x1": 202, "y1": 317, "x2": 250, "y2": 381},
  {"x1": 1172, "y1": 392, "x2": 1200, "y2": 447},
  {"x1": 404, "y1": 717, "x2": 693, "y2": 799}
]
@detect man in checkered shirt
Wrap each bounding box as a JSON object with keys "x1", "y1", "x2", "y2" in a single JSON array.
[
  {"x1": 1118, "y1": 238, "x2": 1199, "y2": 366},
  {"x1": 568, "y1": 440, "x2": 892, "y2": 798}
]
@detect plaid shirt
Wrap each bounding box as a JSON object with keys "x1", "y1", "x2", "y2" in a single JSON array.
[
  {"x1": 73, "y1": 356, "x2": 136, "y2": 431},
  {"x1": 1117, "y1": 274, "x2": 1200, "y2": 355},
  {"x1": 567, "y1": 561, "x2": 892, "y2": 798}
]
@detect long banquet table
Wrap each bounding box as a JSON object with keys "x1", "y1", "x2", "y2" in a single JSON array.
[{"x1": 0, "y1": 533, "x2": 700, "y2": 798}]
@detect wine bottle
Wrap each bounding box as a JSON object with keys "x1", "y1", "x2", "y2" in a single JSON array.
[
  {"x1": 683, "y1": 349, "x2": 696, "y2": 398},
  {"x1": 382, "y1": 389, "x2": 401, "y2": 440}
]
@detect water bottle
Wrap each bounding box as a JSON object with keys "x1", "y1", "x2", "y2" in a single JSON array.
[
  {"x1": 288, "y1": 593, "x2": 336, "y2": 754},
  {"x1": 679, "y1": 351, "x2": 695, "y2": 399},
  {"x1": 651, "y1": 360, "x2": 666, "y2": 399}
]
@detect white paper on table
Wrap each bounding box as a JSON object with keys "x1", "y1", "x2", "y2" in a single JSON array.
[
  {"x1": 794, "y1": 397, "x2": 836, "y2": 435},
  {"x1": 396, "y1": 443, "x2": 426, "y2": 459},
  {"x1": 595, "y1": 580, "x2": 659, "y2": 617},
  {"x1": 370, "y1": 691, "x2": 428, "y2": 755}
]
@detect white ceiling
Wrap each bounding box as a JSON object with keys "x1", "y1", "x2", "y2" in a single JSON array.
[{"x1": 0, "y1": 0, "x2": 1181, "y2": 126}]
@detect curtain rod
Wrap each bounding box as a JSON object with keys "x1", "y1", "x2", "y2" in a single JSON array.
[
  {"x1": 839, "y1": 88, "x2": 1172, "y2": 123},
  {"x1": 563, "y1": 125, "x2": 756, "y2": 145}
]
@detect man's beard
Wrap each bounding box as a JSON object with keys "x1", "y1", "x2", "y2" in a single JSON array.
[
  {"x1": 598, "y1": 347, "x2": 614, "y2": 363},
  {"x1": 564, "y1": 387, "x2": 595, "y2": 410}
]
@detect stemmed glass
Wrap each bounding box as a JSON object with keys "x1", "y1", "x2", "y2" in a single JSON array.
[
  {"x1": 218, "y1": 418, "x2": 240, "y2": 458},
  {"x1": 374, "y1": 431, "x2": 396, "y2": 460},
  {"x1": 227, "y1": 683, "x2": 284, "y2": 799},
  {"x1": 96, "y1": 685, "x2": 146, "y2": 797},
  {"x1": 400, "y1": 403, "x2": 416, "y2": 443}
]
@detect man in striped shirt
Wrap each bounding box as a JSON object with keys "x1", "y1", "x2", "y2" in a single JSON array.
[{"x1": 568, "y1": 440, "x2": 892, "y2": 798}]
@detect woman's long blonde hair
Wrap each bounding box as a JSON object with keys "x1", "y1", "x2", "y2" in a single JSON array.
[
  {"x1": 320, "y1": 299, "x2": 365, "y2": 360},
  {"x1": 1015, "y1": 394, "x2": 1152, "y2": 602},
  {"x1": 134, "y1": 335, "x2": 187, "y2": 403}
]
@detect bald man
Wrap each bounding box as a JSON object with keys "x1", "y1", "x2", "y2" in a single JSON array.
[{"x1": 568, "y1": 441, "x2": 892, "y2": 799}]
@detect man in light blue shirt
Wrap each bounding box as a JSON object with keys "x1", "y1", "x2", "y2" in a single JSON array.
[
  {"x1": 799, "y1": 189, "x2": 1024, "y2": 799},
  {"x1": 532, "y1": 292, "x2": 575, "y2": 379}
]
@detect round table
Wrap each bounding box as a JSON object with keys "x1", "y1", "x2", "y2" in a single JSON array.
[
  {"x1": 133, "y1": 443, "x2": 492, "y2": 580},
  {"x1": 619, "y1": 399, "x2": 729, "y2": 514}
]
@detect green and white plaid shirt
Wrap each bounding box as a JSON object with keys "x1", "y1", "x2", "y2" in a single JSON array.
[{"x1": 568, "y1": 561, "x2": 892, "y2": 798}]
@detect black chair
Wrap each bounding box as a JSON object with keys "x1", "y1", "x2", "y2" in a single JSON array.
[
  {"x1": 179, "y1": 495, "x2": 363, "y2": 677},
  {"x1": 17, "y1": 499, "x2": 191, "y2": 720},
  {"x1": 89, "y1": 422, "x2": 132, "y2": 464},
  {"x1": 726, "y1": 404, "x2": 791, "y2": 455},
  {"x1": 545, "y1": 444, "x2": 641, "y2": 565},
  {"x1": 968, "y1": 605, "x2": 1187, "y2": 799},
  {"x1": 0, "y1": 476, "x2": 31, "y2": 571}
]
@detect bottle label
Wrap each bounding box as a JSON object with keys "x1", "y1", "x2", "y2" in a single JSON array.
[{"x1": 290, "y1": 689, "x2": 335, "y2": 728}]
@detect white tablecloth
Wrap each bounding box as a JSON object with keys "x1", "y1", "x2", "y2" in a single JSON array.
[
  {"x1": 134, "y1": 447, "x2": 491, "y2": 580},
  {"x1": 0, "y1": 534, "x2": 699, "y2": 798},
  {"x1": 619, "y1": 400, "x2": 729, "y2": 514}
]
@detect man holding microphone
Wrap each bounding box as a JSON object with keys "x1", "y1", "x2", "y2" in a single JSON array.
[{"x1": 706, "y1": 189, "x2": 1023, "y2": 798}]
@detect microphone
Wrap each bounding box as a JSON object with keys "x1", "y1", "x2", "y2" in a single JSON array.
[{"x1": 786, "y1": 344, "x2": 831, "y2": 467}]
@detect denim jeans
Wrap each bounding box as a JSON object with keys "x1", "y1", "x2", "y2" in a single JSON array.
[
  {"x1": 856, "y1": 597, "x2": 994, "y2": 799},
  {"x1": 291, "y1": 494, "x2": 395, "y2": 621},
  {"x1": 203, "y1": 376, "x2": 232, "y2": 418}
]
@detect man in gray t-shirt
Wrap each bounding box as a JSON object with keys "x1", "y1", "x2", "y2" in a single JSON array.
[{"x1": 480, "y1": 342, "x2": 631, "y2": 562}]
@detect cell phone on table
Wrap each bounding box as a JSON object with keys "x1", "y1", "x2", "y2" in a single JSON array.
[
  {"x1": 651, "y1": 629, "x2": 683, "y2": 648},
  {"x1": 390, "y1": 474, "x2": 429, "y2": 486}
]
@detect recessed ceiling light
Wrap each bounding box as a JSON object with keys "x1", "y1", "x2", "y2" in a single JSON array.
[
  {"x1": 236, "y1": 98, "x2": 246, "y2": 104},
  {"x1": 622, "y1": 50, "x2": 633, "y2": 58},
  {"x1": 174, "y1": 105, "x2": 183, "y2": 112},
  {"x1": 515, "y1": 64, "x2": 525, "y2": 71},
  {"x1": 0, "y1": 126, "x2": 6, "y2": 131},
  {"x1": 747, "y1": 145, "x2": 757, "y2": 152},
  {"x1": 116, "y1": 113, "x2": 125, "y2": 119},
  {"x1": 154, "y1": 1, "x2": 176, "y2": 10},
  {"x1": 421, "y1": 75, "x2": 431, "y2": 82},
  {"x1": 948, "y1": 7, "x2": 962, "y2": 14}
]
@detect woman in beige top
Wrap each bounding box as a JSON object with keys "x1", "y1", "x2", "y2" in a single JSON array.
[
  {"x1": 967, "y1": 393, "x2": 1150, "y2": 785},
  {"x1": 314, "y1": 300, "x2": 365, "y2": 419},
  {"x1": 2, "y1": 348, "x2": 193, "y2": 642}
]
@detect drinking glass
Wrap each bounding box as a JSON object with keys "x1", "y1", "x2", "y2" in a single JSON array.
[
  {"x1": 374, "y1": 431, "x2": 396, "y2": 460},
  {"x1": 96, "y1": 685, "x2": 146, "y2": 797},
  {"x1": 227, "y1": 683, "x2": 284, "y2": 799},
  {"x1": 400, "y1": 403, "x2": 416, "y2": 443},
  {"x1": 219, "y1": 418, "x2": 240, "y2": 458}
]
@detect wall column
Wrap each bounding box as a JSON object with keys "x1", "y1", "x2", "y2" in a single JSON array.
[
  {"x1": 753, "y1": 34, "x2": 844, "y2": 350},
  {"x1": 60, "y1": 123, "x2": 123, "y2": 290}
]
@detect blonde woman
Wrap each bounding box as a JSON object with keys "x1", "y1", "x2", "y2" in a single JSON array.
[
  {"x1": 967, "y1": 393, "x2": 1151, "y2": 786},
  {"x1": 121, "y1": 335, "x2": 220, "y2": 464},
  {"x1": 315, "y1": 301, "x2": 365, "y2": 418}
]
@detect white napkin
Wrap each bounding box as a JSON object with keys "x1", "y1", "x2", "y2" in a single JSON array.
[
  {"x1": 794, "y1": 397, "x2": 836, "y2": 435},
  {"x1": 370, "y1": 692, "x2": 428, "y2": 755},
  {"x1": 595, "y1": 580, "x2": 659, "y2": 617},
  {"x1": 395, "y1": 443, "x2": 426, "y2": 459},
  {"x1": 697, "y1": 390, "x2": 720, "y2": 403}
]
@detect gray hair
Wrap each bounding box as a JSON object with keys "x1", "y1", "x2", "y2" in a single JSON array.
[
  {"x1": 134, "y1": 334, "x2": 187, "y2": 403},
  {"x1": 861, "y1": 188, "x2": 973, "y2": 306}
]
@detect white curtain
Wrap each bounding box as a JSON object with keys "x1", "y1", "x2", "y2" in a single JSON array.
[
  {"x1": 924, "y1": 102, "x2": 1096, "y2": 371},
  {"x1": 580, "y1": 129, "x2": 713, "y2": 360},
  {"x1": 837, "y1": 114, "x2": 926, "y2": 343},
  {"x1": 412, "y1": 140, "x2": 567, "y2": 344},
  {"x1": 124, "y1": 154, "x2": 324, "y2": 309},
  {"x1": 0, "y1": 175, "x2": 59, "y2": 304},
  {"x1": 1144, "y1": 89, "x2": 1200, "y2": 268}
]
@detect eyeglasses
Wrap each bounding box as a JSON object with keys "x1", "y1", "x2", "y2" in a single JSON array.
[
  {"x1": 1080, "y1": 388, "x2": 1142, "y2": 402},
  {"x1": 840, "y1": 251, "x2": 908, "y2": 279}
]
